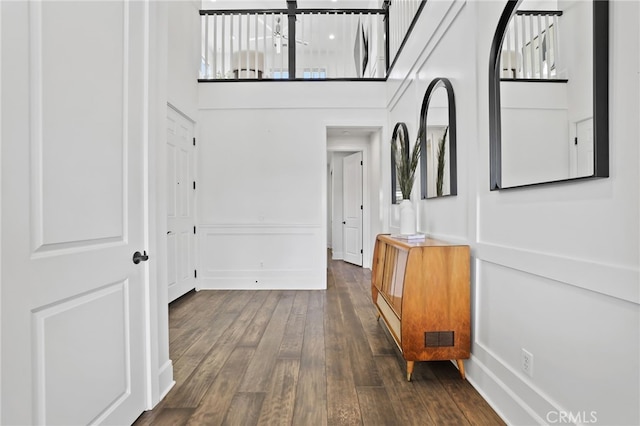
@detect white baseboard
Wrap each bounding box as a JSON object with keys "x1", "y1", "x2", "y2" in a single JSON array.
[
  {"x1": 156, "y1": 360, "x2": 175, "y2": 406},
  {"x1": 465, "y1": 355, "x2": 540, "y2": 426}
]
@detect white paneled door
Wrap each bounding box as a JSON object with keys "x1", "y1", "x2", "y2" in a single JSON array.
[
  {"x1": 1, "y1": 1, "x2": 148, "y2": 424},
  {"x1": 343, "y1": 152, "x2": 363, "y2": 266},
  {"x1": 167, "y1": 107, "x2": 196, "y2": 302}
]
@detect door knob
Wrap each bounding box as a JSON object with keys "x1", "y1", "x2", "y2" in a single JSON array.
[{"x1": 132, "y1": 251, "x2": 149, "y2": 264}]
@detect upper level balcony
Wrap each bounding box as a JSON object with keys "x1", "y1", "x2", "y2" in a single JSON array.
[{"x1": 199, "y1": 0, "x2": 424, "y2": 81}]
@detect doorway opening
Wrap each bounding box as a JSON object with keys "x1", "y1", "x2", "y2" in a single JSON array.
[{"x1": 326, "y1": 126, "x2": 382, "y2": 270}]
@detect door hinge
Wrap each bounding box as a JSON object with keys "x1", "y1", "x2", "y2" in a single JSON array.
[
  {"x1": 574, "y1": 137, "x2": 578, "y2": 145},
  {"x1": 193, "y1": 181, "x2": 196, "y2": 190},
  {"x1": 360, "y1": 205, "x2": 363, "y2": 210},
  {"x1": 193, "y1": 137, "x2": 196, "y2": 146},
  {"x1": 360, "y1": 249, "x2": 363, "y2": 254},
  {"x1": 193, "y1": 226, "x2": 196, "y2": 234},
  {"x1": 194, "y1": 269, "x2": 197, "y2": 278},
  {"x1": 360, "y1": 160, "x2": 363, "y2": 166}
]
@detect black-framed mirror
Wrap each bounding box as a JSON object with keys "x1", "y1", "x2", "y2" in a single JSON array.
[
  {"x1": 420, "y1": 78, "x2": 458, "y2": 199},
  {"x1": 391, "y1": 122, "x2": 410, "y2": 204},
  {"x1": 489, "y1": 0, "x2": 609, "y2": 190}
]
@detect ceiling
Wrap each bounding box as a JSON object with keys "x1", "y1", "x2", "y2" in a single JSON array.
[{"x1": 326, "y1": 127, "x2": 380, "y2": 139}]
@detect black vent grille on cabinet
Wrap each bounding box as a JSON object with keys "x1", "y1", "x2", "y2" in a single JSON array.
[{"x1": 424, "y1": 331, "x2": 455, "y2": 347}]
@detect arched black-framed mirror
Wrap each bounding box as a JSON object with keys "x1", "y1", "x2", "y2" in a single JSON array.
[
  {"x1": 489, "y1": 0, "x2": 609, "y2": 190},
  {"x1": 419, "y1": 78, "x2": 458, "y2": 199},
  {"x1": 391, "y1": 122, "x2": 410, "y2": 204}
]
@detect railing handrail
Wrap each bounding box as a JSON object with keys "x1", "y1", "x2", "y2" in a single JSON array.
[
  {"x1": 200, "y1": 9, "x2": 288, "y2": 16},
  {"x1": 385, "y1": 0, "x2": 426, "y2": 77},
  {"x1": 515, "y1": 10, "x2": 563, "y2": 16},
  {"x1": 200, "y1": 8, "x2": 386, "y2": 16}
]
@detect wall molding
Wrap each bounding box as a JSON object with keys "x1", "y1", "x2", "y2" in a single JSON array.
[
  {"x1": 198, "y1": 224, "x2": 326, "y2": 290},
  {"x1": 476, "y1": 242, "x2": 639, "y2": 304},
  {"x1": 387, "y1": 0, "x2": 466, "y2": 111},
  {"x1": 331, "y1": 251, "x2": 344, "y2": 260},
  {"x1": 167, "y1": 102, "x2": 196, "y2": 124},
  {"x1": 198, "y1": 105, "x2": 386, "y2": 112},
  {"x1": 199, "y1": 223, "x2": 322, "y2": 233}
]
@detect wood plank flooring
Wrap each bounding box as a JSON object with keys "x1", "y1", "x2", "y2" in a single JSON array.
[{"x1": 134, "y1": 254, "x2": 504, "y2": 426}]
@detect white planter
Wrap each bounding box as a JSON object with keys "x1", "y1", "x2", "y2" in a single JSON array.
[{"x1": 399, "y1": 199, "x2": 416, "y2": 235}]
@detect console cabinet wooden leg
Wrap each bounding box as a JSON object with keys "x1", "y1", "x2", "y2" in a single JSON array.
[
  {"x1": 456, "y1": 359, "x2": 466, "y2": 379},
  {"x1": 406, "y1": 361, "x2": 415, "y2": 382}
]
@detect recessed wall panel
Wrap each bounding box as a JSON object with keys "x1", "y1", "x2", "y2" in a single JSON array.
[
  {"x1": 203, "y1": 226, "x2": 318, "y2": 271},
  {"x1": 33, "y1": 282, "x2": 130, "y2": 425},
  {"x1": 476, "y1": 260, "x2": 639, "y2": 418},
  {"x1": 36, "y1": 2, "x2": 126, "y2": 247}
]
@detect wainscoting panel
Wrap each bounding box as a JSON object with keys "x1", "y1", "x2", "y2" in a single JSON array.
[
  {"x1": 198, "y1": 224, "x2": 325, "y2": 290},
  {"x1": 476, "y1": 242, "x2": 638, "y2": 304},
  {"x1": 473, "y1": 259, "x2": 639, "y2": 425}
]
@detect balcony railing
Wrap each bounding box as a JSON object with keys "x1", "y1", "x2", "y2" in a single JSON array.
[
  {"x1": 386, "y1": 0, "x2": 424, "y2": 71},
  {"x1": 199, "y1": 1, "x2": 426, "y2": 81},
  {"x1": 501, "y1": 10, "x2": 563, "y2": 80}
]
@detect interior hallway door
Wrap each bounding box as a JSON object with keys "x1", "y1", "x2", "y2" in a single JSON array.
[
  {"x1": 343, "y1": 152, "x2": 363, "y2": 266},
  {"x1": 167, "y1": 106, "x2": 196, "y2": 302},
  {"x1": 1, "y1": 1, "x2": 148, "y2": 424}
]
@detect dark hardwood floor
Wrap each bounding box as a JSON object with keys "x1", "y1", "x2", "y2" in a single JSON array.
[{"x1": 134, "y1": 253, "x2": 504, "y2": 426}]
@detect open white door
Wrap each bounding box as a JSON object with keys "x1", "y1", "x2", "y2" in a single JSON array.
[
  {"x1": 343, "y1": 152, "x2": 363, "y2": 266},
  {"x1": 1, "y1": 2, "x2": 148, "y2": 424},
  {"x1": 167, "y1": 107, "x2": 196, "y2": 302}
]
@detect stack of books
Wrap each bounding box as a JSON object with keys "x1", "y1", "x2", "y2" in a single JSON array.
[{"x1": 390, "y1": 233, "x2": 426, "y2": 241}]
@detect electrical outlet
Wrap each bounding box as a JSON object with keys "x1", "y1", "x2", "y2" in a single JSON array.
[{"x1": 521, "y1": 348, "x2": 534, "y2": 377}]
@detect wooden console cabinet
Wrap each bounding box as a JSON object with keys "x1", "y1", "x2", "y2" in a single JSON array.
[{"x1": 371, "y1": 234, "x2": 470, "y2": 381}]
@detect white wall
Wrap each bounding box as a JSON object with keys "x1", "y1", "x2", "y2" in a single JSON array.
[
  {"x1": 367, "y1": 129, "x2": 384, "y2": 251},
  {"x1": 386, "y1": 0, "x2": 639, "y2": 425},
  {"x1": 387, "y1": 79, "x2": 419, "y2": 234},
  {"x1": 389, "y1": 0, "x2": 473, "y2": 240},
  {"x1": 168, "y1": 0, "x2": 200, "y2": 119},
  {"x1": 500, "y1": 82, "x2": 570, "y2": 186},
  {"x1": 197, "y1": 82, "x2": 386, "y2": 289},
  {"x1": 151, "y1": 0, "x2": 201, "y2": 404}
]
